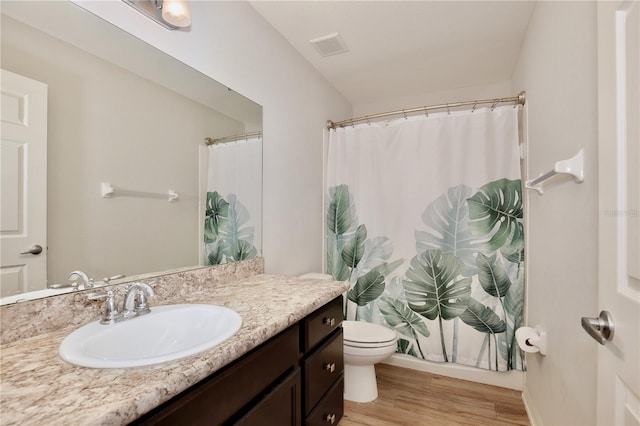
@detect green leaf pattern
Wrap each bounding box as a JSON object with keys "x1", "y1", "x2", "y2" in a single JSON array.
[
  {"x1": 415, "y1": 184, "x2": 480, "y2": 277},
  {"x1": 326, "y1": 179, "x2": 525, "y2": 371},
  {"x1": 326, "y1": 185, "x2": 404, "y2": 320},
  {"x1": 204, "y1": 191, "x2": 229, "y2": 243},
  {"x1": 204, "y1": 192, "x2": 258, "y2": 265}
]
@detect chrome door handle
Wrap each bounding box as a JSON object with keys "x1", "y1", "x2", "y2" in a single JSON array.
[
  {"x1": 581, "y1": 310, "x2": 614, "y2": 345},
  {"x1": 20, "y1": 245, "x2": 43, "y2": 255}
]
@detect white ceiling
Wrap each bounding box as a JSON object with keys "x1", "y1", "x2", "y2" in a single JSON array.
[{"x1": 249, "y1": 1, "x2": 535, "y2": 105}]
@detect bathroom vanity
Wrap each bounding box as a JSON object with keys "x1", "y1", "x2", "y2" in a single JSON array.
[
  {"x1": 0, "y1": 268, "x2": 349, "y2": 425},
  {"x1": 133, "y1": 296, "x2": 345, "y2": 425}
]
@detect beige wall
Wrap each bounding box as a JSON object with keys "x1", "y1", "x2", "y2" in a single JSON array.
[
  {"x1": 1, "y1": 15, "x2": 243, "y2": 284},
  {"x1": 512, "y1": 2, "x2": 599, "y2": 424}
]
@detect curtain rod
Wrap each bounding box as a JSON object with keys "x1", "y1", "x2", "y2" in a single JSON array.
[
  {"x1": 326, "y1": 91, "x2": 526, "y2": 129},
  {"x1": 205, "y1": 131, "x2": 262, "y2": 145}
]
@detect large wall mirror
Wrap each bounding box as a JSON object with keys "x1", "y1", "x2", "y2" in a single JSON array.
[{"x1": 0, "y1": 1, "x2": 263, "y2": 303}]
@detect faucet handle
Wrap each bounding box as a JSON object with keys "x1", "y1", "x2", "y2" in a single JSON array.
[
  {"x1": 134, "y1": 282, "x2": 155, "y2": 315},
  {"x1": 87, "y1": 290, "x2": 122, "y2": 324},
  {"x1": 122, "y1": 282, "x2": 156, "y2": 318},
  {"x1": 136, "y1": 290, "x2": 152, "y2": 316},
  {"x1": 101, "y1": 274, "x2": 126, "y2": 285}
]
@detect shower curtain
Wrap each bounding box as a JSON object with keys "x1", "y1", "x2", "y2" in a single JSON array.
[
  {"x1": 204, "y1": 136, "x2": 262, "y2": 265},
  {"x1": 326, "y1": 106, "x2": 525, "y2": 371}
]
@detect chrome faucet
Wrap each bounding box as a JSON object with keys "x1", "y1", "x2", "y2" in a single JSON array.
[
  {"x1": 68, "y1": 270, "x2": 93, "y2": 289},
  {"x1": 87, "y1": 282, "x2": 156, "y2": 324},
  {"x1": 122, "y1": 282, "x2": 156, "y2": 319},
  {"x1": 87, "y1": 290, "x2": 122, "y2": 324}
]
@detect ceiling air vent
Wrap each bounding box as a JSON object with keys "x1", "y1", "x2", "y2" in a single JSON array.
[{"x1": 310, "y1": 33, "x2": 349, "y2": 57}]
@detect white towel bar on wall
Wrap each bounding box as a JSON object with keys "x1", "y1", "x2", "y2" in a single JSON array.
[
  {"x1": 101, "y1": 182, "x2": 179, "y2": 202},
  {"x1": 525, "y1": 149, "x2": 584, "y2": 195}
]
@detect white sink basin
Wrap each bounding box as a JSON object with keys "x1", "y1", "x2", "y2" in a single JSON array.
[{"x1": 59, "y1": 304, "x2": 242, "y2": 368}]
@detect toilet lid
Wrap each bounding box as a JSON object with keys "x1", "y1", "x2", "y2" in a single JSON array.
[{"x1": 343, "y1": 320, "x2": 397, "y2": 345}]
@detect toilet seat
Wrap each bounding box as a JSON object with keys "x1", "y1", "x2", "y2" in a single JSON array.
[{"x1": 343, "y1": 320, "x2": 397, "y2": 348}]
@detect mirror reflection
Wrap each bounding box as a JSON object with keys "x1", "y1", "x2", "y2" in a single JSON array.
[{"x1": 0, "y1": 1, "x2": 263, "y2": 303}]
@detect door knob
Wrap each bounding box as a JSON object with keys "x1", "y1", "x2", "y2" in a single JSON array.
[
  {"x1": 20, "y1": 245, "x2": 43, "y2": 255},
  {"x1": 581, "y1": 310, "x2": 614, "y2": 345}
]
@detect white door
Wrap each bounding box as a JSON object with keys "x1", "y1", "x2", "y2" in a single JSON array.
[
  {"x1": 0, "y1": 69, "x2": 48, "y2": 297},
  {"x1": 595, "y1": 1, "x2": 640, "y2": 424}
]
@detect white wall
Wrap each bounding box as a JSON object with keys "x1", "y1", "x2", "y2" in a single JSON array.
[
  {"x1": 73, "y1": 1, "x2": 352, "y2": 276},
  {"x1": 511, "y1": 2, "x2": 599, "y2": 425},
  {"x1": 353, "y1": 81, "x2": 513, "y2": 117}
]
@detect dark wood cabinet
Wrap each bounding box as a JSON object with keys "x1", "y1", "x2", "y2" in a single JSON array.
[
  {"x1": 303, "y1": 329, "x2": 343, "y2": 415},
  {"x1": 305, "y1": 376, "x2": 344, "y2": 426},
  {"x1": 301, "y1": 296, "x2": 344, "y2": 425},
  {"x1": 131, "y1": 296, "x2": 344, "y2": 426},
  {"x1": 236, "y1": 367, "x2": 302, "y2": 426},
  {"x1": 303, "y1": 296, "x2": 343, "y2": 351}
]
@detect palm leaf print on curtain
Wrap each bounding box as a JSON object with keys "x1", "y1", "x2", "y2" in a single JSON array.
[
  {"x1": 326, "y1": 105, "x2": 525, "y2": 371},
  {"x1": 204, "y1": 191, "x2": 257, "y2": 265},
  {"x1": 327, "y1": 184, "x2": 404, "y2": 320},
  {"x1": 403, "y1": 178, "x2": 524, "y2": 370},
  {"x1": 205, "y1": 136, "x2": 261, "y2": 265}
]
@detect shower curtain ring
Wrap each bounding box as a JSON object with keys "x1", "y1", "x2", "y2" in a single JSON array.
[
  {"x1": 424, "y1": 107, "x2": 429, "y2": 118},
  {"x1": 366, "y1": 116, "x2": 371, "y2": 126},
  {"x1": 491, "y1": 100, "x2": 498, "y2": 111},
  {"x1": 402, "y1": 110, "x2": 408, "y2": 120},
  {"x1": 471, "y1": 102, "x2": 478, "y2": 113},
  {"x1": 446, "y1": 105, "x2": 451, "y2": 115}
]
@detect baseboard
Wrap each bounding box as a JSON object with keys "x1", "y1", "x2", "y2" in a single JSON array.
[
  {"x1": 383, "y1": 353, "x2": 524, "y2": 390},
  {"x1": 522, "y1": 385, "x2": 543, "y2": 426}
]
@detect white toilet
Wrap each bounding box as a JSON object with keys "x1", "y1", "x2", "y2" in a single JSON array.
[
  {"x1": 298, "y1": 273, "x2": 398, "y2": 403},
  {"x1": 342, "y1": 320, "x2": 397, "y2": 403}
]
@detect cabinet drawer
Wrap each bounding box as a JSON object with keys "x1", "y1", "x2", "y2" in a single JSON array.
[
  {"x1": 303, "y1": 296, "x2": 343, "y2": 352},
  {"x1": 303, "y1": 329, "x2": 343, "y2": 414},
  {"x1": 305, "y1": 375, "x2": 344, "y2": 426},
  {"x1": 235, "y1": 367, "x2": 301, "y2": 426},
  {"x1": 133, "y1": 325, "x2": 300, "y2": 425}
]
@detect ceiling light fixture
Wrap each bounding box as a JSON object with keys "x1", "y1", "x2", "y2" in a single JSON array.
[{"x1": 123, "y1": 0, "x2": 191, "y2": 30}]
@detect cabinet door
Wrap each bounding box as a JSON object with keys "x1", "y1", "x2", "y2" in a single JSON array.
[
  {"x1": 303, "y1": 329, "x2": 343, "y2": 414},
  {"x1": 303, "y1": 296, "x2": 343, "y2": 352},
  {"x1": 132, "y1": 325, "x2": 299, "y2": 425},
  {"x1": 305, "y1": 375, "x2": 344, "y2": 426},
  {"x1": 235, "y1": 368, "x2": 301, "y2": 426}
]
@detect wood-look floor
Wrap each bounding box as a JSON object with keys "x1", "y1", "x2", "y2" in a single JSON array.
[{"x1": 340, "y1": 364, "x2": 530, "y2": 426}]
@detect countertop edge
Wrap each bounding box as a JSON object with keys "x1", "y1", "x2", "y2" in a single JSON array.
[{"x1": 0, "y1": 275, "x2": 349, "y2": 426}]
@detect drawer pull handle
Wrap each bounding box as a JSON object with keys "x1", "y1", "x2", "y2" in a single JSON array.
[
  {"x1": 324, "y1": 362, "x2": 336, "y2": 373},
  {"x1": 323, "y1": 317, "x2": 336, "y2": 326},
  {"x1": 325, "y1": 413, "x2": 336, "y2": 424}
]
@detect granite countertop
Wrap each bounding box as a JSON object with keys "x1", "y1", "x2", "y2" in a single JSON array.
[{"x1": 0, "y1": 274, "x2": 349, "y2": 425}]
